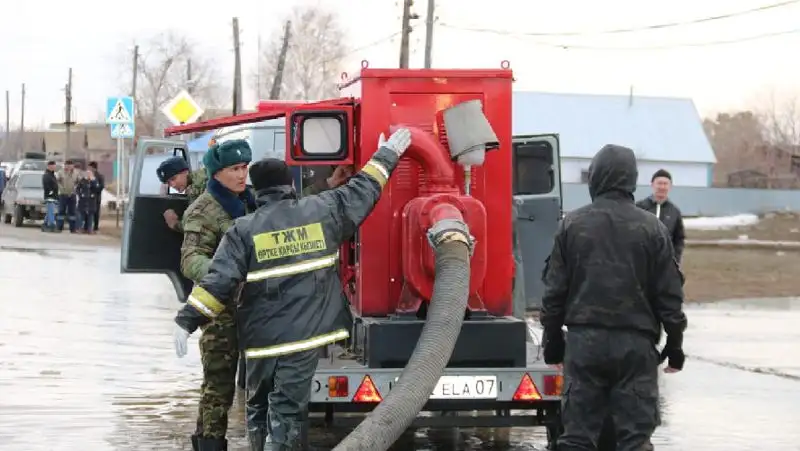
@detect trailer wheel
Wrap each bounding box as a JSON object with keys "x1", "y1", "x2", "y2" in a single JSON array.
[{"x1": 13, "y1": 204, "x2": 24, "y2": 227}]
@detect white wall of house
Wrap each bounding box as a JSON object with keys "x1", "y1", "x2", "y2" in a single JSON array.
[{"x1": 560, "y1": 158, "x2": 712, "y2": 187}]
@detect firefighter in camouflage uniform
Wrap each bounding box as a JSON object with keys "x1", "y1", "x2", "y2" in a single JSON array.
[{"x1": 156, "y1": 155, "x2": 208, "y2": 232}]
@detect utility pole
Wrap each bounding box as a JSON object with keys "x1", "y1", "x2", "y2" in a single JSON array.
[
  {"x1": 399, "y1": 0, "x2": 413, "y2": 68},
  {"x1": 131, "y1": 45, "x2": 139, "y2": 98},
  {"x1": 257, "y1": 33, "x2": 262, "y2": 100},
  {"x1": 4, "y1": 90, "x2": 9, "y2": 157},
  {"x1": 270, "y1": 20, "x2": 292, "y2": 100},
  {"x1": 187, "y1": 58, "x2": 193, "y2": 94},
  {"x1": 232, "y1": 17, "x2": 243, "y2": 115},
  {"x1": 424, "y1": 0, "x2": 435, "y2": 68},
  {"x1": 18, "y1": 83, "x2": 25, "y2": 160},
  {"x1": 64, "y1": 68, "x2": 74, "y2": 162}
]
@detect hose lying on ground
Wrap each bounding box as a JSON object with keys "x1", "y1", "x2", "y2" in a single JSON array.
[{"x1": 333, "y1": 224, "x2": 472, "y2": 451}]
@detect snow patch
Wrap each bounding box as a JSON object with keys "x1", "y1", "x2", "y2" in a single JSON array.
[{"x1": 683, "y1": 214, "x2": 759, "y2": 231}]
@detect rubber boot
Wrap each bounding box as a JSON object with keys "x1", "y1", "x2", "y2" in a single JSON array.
[
  {"x1": 248, "y1": 428, "x2": 268, "y2": 451},
  {"x1": 196, "y1": 436, "x2": 228, "y2": 451}
]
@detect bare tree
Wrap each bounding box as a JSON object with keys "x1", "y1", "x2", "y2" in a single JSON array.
[
  {"x1": 119, "y1": 32, "x2": 226, "y2": 136},
  {"x1": 759, "y1": 91, "x2": 800, "y2": 147},
  {"x1": 252, "y1": 6, "x2": 348, "y2": 101}
]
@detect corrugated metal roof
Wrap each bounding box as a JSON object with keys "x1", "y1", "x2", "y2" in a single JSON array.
[{"x1": 512, "y1": 91, "x2": 717, "y2": 164}]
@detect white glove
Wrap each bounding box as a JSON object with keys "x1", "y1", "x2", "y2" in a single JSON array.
[
  {"x1": 378, "y1": 128, "x2": 412, "y2": 157},
  {"x1": 173, "y1": 325, "x2": 191, "y2": 358}
]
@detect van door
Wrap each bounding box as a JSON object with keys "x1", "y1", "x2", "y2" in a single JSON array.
[
  {"x1": 512, "y1": 134, "x2": 562, "y2": 312},
  {"x1": 121, "y1": 138, "x2": 193, "y2": 302}
]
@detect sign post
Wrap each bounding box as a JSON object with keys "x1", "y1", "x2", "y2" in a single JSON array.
[
  {"x1": 161, "y1": 90, "x2": 205, "y2": 171},
  {"x1": 106, "y1": 96, "x2": 135, "y2": 228}
]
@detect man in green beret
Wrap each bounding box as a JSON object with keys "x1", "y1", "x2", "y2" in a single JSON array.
[{"x1": 173, "y1": 139, "x2": 257, "y2": 451}]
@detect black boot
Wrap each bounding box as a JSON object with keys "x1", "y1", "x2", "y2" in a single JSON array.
[
  {"x1": 197, "y1": 436, "x2": 228, "y2": 451},
  {"x1": 248, "y1": 428, "x2": 268, "y2": 451}
]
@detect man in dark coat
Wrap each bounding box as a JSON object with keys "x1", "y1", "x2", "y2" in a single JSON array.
[
  {"x1": 41, "y1": 161, "x2": 59, "y2": 232},
  {"x1": 541, "y1": 144, "x2": 688, "y2": 451},
  {"x1": 636, "y1": 169, "x2": 686, "y2": 263},
  {"x1": 88, "y1": 161, "x2": 105, "y2": 231}
]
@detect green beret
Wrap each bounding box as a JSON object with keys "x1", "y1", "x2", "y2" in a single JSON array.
[{"x1": 203, "y1": 139, "x2": 253, "y2": 177}]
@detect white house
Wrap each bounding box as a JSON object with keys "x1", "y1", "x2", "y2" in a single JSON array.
[{"x1": 512, "y1": 91, "x2": 717, "y2": 187}]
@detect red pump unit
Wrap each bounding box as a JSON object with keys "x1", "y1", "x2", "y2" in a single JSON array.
[{"x1": 165, "y1": 64, "x2": 527, "y2": 369}]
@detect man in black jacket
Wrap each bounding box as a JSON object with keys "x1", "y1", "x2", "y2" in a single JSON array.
[
  {"x1": 173, "y1": 128, "x2": 412, "y2": 451},
  {"x1": 541, "y1": 145, "x2": 688, "y2": 451},
  {"x1": 41, "y1": 161, "x2": 59, "y2": 232},
  {"x1": 88, "y1": 161, "x2": 105, "y2": 231},
  {"x1": 636, "y1": 169, "x2": 686, "y2": 263}
]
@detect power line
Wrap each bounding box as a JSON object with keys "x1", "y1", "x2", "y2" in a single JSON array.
[
  {"x1": 443, "y1": 25, "x2": 800, "y2": 51},
  {"x1": 324, "y1": 32, "x2": 401, "y2": 64},
  {"x1": 440, "y1": 0, "x2": 800, "y2": 37}
]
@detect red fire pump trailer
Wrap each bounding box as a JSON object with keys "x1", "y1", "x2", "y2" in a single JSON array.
[{"x1": 121, "y1": 63, "x2": 564, "y2": 449}]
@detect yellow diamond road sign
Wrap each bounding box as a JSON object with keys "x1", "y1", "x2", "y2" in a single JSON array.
[{"x1": 162, "y1": 90, "x2": 204, "y2": 126}]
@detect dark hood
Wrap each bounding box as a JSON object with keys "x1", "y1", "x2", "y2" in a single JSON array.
[
  {"x1": 588, "y1": 144, "x2": 638, "y2": 200},
  {"x1": 255, "y1": 185, "x2": 296, "y2": 206}
]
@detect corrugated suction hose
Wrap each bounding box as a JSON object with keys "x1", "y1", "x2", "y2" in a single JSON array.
[{"x1": 333, "y1": 225, "x2": 472, "y2": 451}]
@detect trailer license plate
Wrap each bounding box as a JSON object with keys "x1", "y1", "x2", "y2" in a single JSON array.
[{"x1": 430, "y1": 375, "x2": 498, "y2": 399}]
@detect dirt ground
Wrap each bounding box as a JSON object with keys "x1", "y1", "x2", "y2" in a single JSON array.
[{"x1": 682, "y1": 212, "x2": 800, "y2": 302}]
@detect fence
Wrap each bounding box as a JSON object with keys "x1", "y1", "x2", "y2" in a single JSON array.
[{"x1": 562, "y1": 183, "x2": 800, "y2": 216}]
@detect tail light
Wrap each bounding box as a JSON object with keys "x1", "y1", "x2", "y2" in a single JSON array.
[
  {"x1": 352, "y1": 375, "x2": 382, "y2": 403},
  {"x1": 328, "y1": 376, "x2": 349, "y2": 398},
  {"x1": 543, "y1": 374, "x2": 563, "y2": 396},
  {"x1": 512, "y1": 373, "x2": 542, "y2": 401}
]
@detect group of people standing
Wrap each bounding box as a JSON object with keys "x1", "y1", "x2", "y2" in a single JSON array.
[
  {"x1": 42, "y1": 159, "x2": 105, "y2": 233},
  {"x1": 154, "y1": 133, "x2": 385, "y2": 451},
  {"x1": 154, "y1": 135, "x2": 689, "y2": 451}
]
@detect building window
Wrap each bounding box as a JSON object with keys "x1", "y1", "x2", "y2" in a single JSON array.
[
  {"x1": 580, "y1": 169, "x2": 590, "y2": 183},
  {"x1": 791, "y1": 155, "x2": 800, "y2": 174}
]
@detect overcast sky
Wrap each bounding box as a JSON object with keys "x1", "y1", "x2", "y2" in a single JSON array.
[{"x1": 1, "y1": 0, "x2": 799, "y2": 128}]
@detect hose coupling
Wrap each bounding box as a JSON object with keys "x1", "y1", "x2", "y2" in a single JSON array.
[{"x1": 427, "y1": 218, "x2": 474, "y2": 256}]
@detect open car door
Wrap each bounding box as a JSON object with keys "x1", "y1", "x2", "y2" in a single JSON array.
[
  {"x1": 121, "y1": 138, "x2": 193, "y2": 303},
  {"x1": 512, "y1": 134, "x2": 562, "y2": 312}
]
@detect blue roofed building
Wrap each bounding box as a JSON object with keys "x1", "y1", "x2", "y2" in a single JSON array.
[{"x1": 512, "y1": 91, "x2": 717, "y2": 187}]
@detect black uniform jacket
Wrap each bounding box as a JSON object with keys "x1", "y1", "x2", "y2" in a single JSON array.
[
  {"x1": 540, "y1": 145, "x2": 688, "y2": 342},
  {"x1": 175, "y1": 146, "x2": 401, "y2": 359},
  {"x1": 636, "y1": 196, "x2": 686, "y2": 263}
]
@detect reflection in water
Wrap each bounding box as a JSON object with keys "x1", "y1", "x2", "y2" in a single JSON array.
[{"x1": 0, "y1": 238, "x2": 799, "y2": 450}]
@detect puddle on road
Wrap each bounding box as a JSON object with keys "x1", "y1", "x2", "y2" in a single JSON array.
[{"x1": 1, "y1": 242, "x2": 799, "y2": 450}]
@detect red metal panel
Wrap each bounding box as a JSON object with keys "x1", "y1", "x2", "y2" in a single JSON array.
[{"x1": 351, "y1": 68, "x2": 514, "y2": 317}]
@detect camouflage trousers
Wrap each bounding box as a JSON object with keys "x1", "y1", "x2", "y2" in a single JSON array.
[
  {"x1": 558, "y1": 328, "x2": 659, "y2": 451},
  {"x1": 196, "y1": 310, "x2": 239, "y2": 439}
]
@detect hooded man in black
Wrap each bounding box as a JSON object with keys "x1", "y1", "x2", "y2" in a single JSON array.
[{"x1": 540, "y1": 144, "x2": 688, "y2": 451}]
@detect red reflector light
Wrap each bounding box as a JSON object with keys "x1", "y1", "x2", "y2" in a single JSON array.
[
  {"x1": 512, "y1": 373, "x2": 542, "y2": 401},
  {"x1": 328, "y1": 376, "x2": 349, "y2": 398},
  {"x1": 543, "y1": 374, "x2": 563, "y2": 396},
  {"x1": 352, "y1": 375, "x2": 382, "y2": 403}
]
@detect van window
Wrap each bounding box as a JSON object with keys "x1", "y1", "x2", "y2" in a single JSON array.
[{"x1": 513, "y1": 140, "x2": 555, "y2": 195}]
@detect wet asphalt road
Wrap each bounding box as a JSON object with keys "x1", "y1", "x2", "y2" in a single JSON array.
[{"x1": 1, "y1": 223, "x2": 799, "y2": 450}]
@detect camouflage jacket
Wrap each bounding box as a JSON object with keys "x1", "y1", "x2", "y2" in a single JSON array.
[
  {"x1": 180, "y1": 180, "x2": 330, "y2": 283},
  {"x1": 172, "y1": 168, "x2": 209, "y2": 234}
]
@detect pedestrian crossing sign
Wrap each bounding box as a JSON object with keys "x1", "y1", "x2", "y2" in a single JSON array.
[
  {"x1": 106, "y1": 96, "x2": 135, "y2": 124},
  {"x1": 111, "y1": 122, "x2": 135, "y2": 139}
]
